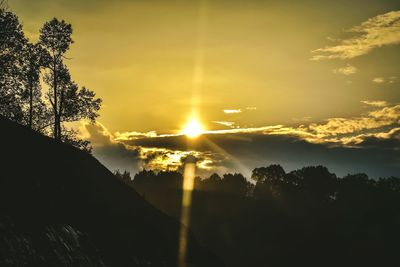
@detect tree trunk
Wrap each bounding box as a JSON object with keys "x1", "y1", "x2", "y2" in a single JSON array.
[
  {"x1": 28, "y1": 78, "x2": 33, "y2": 129},
  {"x1": 53, "y1": 60, "x2": 58, "y2": 140},
  {"x1": 57, "y1": 114, "x2": 62, "y2": 141},
  {"x1": 57, "y1": 84, "x2": 65, "y2": 141}
]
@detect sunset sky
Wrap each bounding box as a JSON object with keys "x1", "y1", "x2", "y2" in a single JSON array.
[{"x1": 10, "y1": 0, "x2": 400, "y2": 178}]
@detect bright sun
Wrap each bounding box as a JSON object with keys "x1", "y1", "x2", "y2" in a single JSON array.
[{"x1": 182, "y1": 119, "x2": 204, "y2": 138}]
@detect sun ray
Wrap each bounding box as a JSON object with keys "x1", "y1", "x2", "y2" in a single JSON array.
[
  {"x1": 202, "y1": 137, "x2": 251, "y2": 177},
  {"x1": 178, "y1": 1, "x2": 209, "y2": 266}
]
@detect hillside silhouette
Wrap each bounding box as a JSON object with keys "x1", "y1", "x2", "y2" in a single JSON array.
[{"x1": 0, "y1": 116, "x2": 222, "y2": 267}]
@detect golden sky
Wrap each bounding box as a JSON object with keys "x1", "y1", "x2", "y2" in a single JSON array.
[{"x1": 9, "y1": 0, "x2": 400, "y2": 177}]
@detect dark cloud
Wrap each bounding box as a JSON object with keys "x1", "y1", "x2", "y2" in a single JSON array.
[
  {"x1": 355, "y1": 128, "x2": 400, "y2": 150},
  {"x1": 82, "y1": 102, "x2": 400, "y2": 179},
  {"x1": 84, "y1": 123, "x2": 141, "y2": 175},
  {"x1": 114, "y1": 131, "x2": 399, "y2": 178}
]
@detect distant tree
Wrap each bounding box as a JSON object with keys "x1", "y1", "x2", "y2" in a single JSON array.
[
  {"x1": 252, "y1": 164, "x2": 286, "y2": 199},
  {"x1": 377, "y1": 176, "x2": 400, "y2": 193},
  {"x1": 221, "y1": 173, "x2": 251, "y2": 196},
  {"x1": 115, "y1": 170, "x2": 131, "y2": 181},
  {"x1": 335, "y1": 173, "x2": 375, "y2": 207},
  {"x1": 287, "y1": 166, "x2": 337, "y2": 206},
  {"x1": 199, "y1": 173, "x2": 222, "y2": 192},
  {"x1": 252, "y1": 164, "x2": 286, "y2": 183},
  {"x1": 132, "y1": 170, "x2": 157, "y2": 194},
  {"x1": 114, "y1": 170, "x2": 132, "y2": 189},
  {"x1": 39, "y1": 18, "x2": 101, "y2": 142}
]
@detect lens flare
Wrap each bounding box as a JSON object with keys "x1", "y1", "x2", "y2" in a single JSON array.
[{"x1": 178, "y1": 162, "x2": 196, "y2": 267}]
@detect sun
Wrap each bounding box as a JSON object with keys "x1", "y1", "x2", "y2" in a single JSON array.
[{"x1": 182, "y1": 119, "x2": 204, "y2": 138}]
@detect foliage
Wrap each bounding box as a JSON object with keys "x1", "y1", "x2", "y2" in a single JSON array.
[
  {"x1": 0, "y1": 8, "x2": 101, "y2": 152},
  {"x1": 0, "y1": 7, "x2": 27, "y2": 122}
]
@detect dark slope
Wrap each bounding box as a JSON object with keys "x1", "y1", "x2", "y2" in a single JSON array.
[{"x1": 0, "y1": 116, "x2": 222, "y2": 267}]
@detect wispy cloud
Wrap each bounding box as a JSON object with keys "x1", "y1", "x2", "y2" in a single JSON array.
[
  {"x1": 223, "y1": 109, "x2": 242, "y2": 114},
  {"x1": 372, "y1": 77, "x2": 385, "y2": 83},
  {"x1": 361, "y1": 100, "x2": 388, "y2": 107},
  {"x1": 292, "y1": 116, "x2": 312, "y2": 122},
  {"x1": 311, "y1": 11, "x2": 400, "y2": 60},
  {"x1": 372, "y1": 76, "x2": 397, "y2": 84},
  {"x1": 333, "y1": 64, "x2": 357, "y2": 75},
  {"x1": 306, "y1": 104, "x2": 399, "y2": 138},
  {"x1": 213, "y1": 121, "x2": 236, "y2": 127},
  {"x1": 114, "y1": 131, "x2": 158, "y2": 140}
]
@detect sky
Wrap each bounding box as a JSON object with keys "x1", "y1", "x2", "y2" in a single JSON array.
[{"x1": 9, "y1": 0, "x2": 400, "y2": 178}]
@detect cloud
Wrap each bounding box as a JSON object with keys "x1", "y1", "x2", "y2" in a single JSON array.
[
  {"x1": 361, "y1": 100, "x2": 388, "y2": 107},
  {"x1": 311, "y1": 11, "x2": 400, "y2": 60},
  {"x1": 354, "y1": 127, "x2": 400, "y2": 150},
  {"x1": 333, "y1": 64, "x2": 357, "y2": 75},
  {"x1": 82, "y1": 122, "x2": 141, "y2": 175},
  {"x1": 114, "y1": 131, "x2": 158, "y2": 141},
  {"x1": 138, "y1": 147, "x2": 231, "y2": 176},
  {"x1": 118, "y1": 103, "x2": 398, "y2": 177},
  {"x1": 373, "y1": 77, "x2": 385, "y2": 83},
  {"x1": 213, "y1": 121, "x2": 236, "y2": 128},
  {"x1": 80, "y1": 122, "x2": 226, "y2": 176},
  {"x1": 372, "y1": 76, "x2": 397, "y2": 84},
  {"x1": 305, "y1": 103, "x2": 400, "y2": 139},
  {"x1": 223, "y1": 109, "x2": 242, "y2": 114},
  {"x1": 223, "y1": 107, "x2": 257, "y2": 114},
  {"x1": 81, "y1": 102, "x2": 400, "y2": 178},
  {"x1": 292, "y1": 116, "x2": 312, "y2": 122},
  {"x1": 120, "y1": 129, "x2": 400, "y2": 178}
]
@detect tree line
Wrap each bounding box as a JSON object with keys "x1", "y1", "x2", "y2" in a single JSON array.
[
  {"x1": 116, "y1": 165, "x2": 400, "y2": 267},
  {"x1": 0, "y1": 3, "x2": 101, "y2": 151}
]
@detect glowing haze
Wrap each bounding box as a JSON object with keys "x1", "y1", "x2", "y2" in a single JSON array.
[{"x1": 10, "y1": 0, "x2": 400, "y2": 177}]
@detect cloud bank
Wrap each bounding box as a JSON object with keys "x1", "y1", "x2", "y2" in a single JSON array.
[{"x1": 81, "y1": 102, "x2": 399, "y2": 178}]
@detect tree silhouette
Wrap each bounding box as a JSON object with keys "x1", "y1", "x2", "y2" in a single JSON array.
[
  {"x1": 1, "y1": 9, "x2": 102, "y2": 151},
  {"x1": 219, "y1": 173, "x2": 250, "y2": 196},
  {"x1": 39, "y1": 18, "x2": 72, "y2": 140},
  {"x1": 115, "y1": 169, "x2": 132, "y2": 182},
  {"x1": 0, "y1": 7, "x2": 27, "y2": 122},
  {"x1": 39, "y1": 18, "x2": 101, "y2": 141},
  {"x1": 38, "y1": 18, "x2": 101, "y2": 149},
  {"x1": 289, "y1": 166, "x2": 337, "y2": 206},
  {"x1": 252, "y1": 164, "x2": 286, "y2": 200}
]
